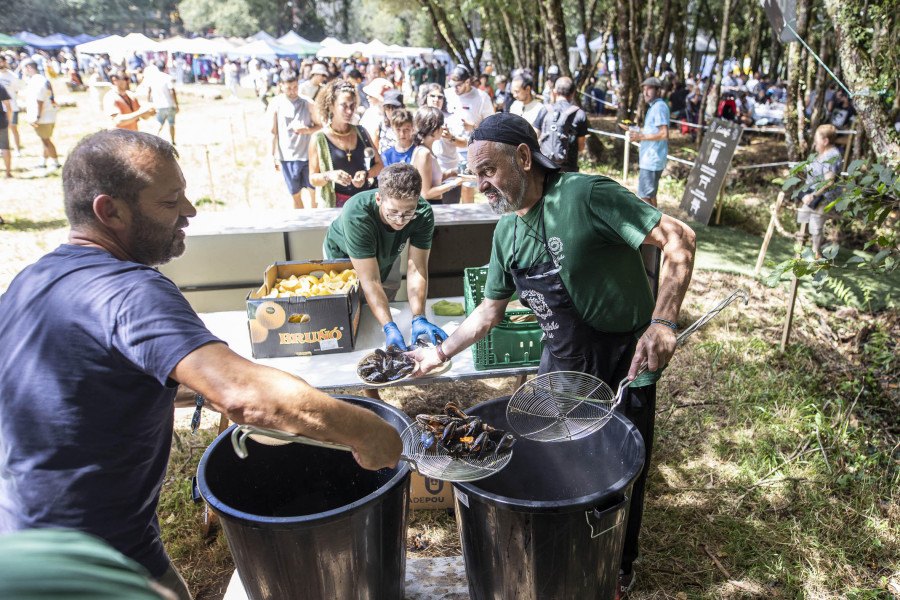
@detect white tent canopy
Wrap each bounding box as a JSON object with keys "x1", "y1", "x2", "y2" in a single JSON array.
[
  {"x1": 316, "y1": 41, "x2": 366, "y2": 59},
  {"x1": 228, "y1": 39, "x2": 298, "y2": 61},
  {"x1": 121, "y1": 32, "x2": 160, "y2": 52},
  {"x1": 385, "y1": 44, "x2": 433, "y2": 59},
  {"x1": 277, "y1": 31, "x2": 314, "y2": 46},
  {"x1": 158, "y1": 36, "x2": 233, "y2": 55},
  {"x1": 364, "y1": 39, "x2": 389, "y2": 56},
  {"x1": 249, "y1": 31, "x2": 278, "y2": 44},
  {"x1": 75, "y1": 34, "x2": 158, "y2": 63},
  {"x1": 75, "y1": 35, "x2": 124, "y2": 55}
]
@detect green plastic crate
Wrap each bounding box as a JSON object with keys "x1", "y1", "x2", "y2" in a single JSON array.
[{"x1": 463, "y1": 267, "x2": 545, "y2": 370}]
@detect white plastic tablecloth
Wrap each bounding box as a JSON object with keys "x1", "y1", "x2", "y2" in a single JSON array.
[{"x1": 200, "y1": 297, "x2": 538, "y2": 391}]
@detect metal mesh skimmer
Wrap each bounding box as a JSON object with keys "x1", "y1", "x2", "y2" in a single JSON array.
[
  {"x1": 231, "y1": 423, "x2": 512, "y2": 483},
  {"x1": 507, "y1": 289, "x2": 749, "y2": 443},
  {"x1": 506, "y1": 371, "x2": 617, "y2": 442}
]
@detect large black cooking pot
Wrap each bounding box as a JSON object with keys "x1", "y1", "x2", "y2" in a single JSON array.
[
  {"x1": 453, "y1": 396, "x2": 645, "y2": 600},
  {"x1": 195, "y1": 395, "x2": 410, "y2": 600}
]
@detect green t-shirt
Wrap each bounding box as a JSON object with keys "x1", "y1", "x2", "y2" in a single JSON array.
[
  {"x1": 0, "y1": 529, "x2": 167, "y2": 599},
  {"x1": 484, "y1": 172, "x2": 661, "y2": 334},
  {"x1": 324, "y1": 189, "x2": 434, "y2": 282},
  {"x1": 410, "y1": 67, "x2": 425, "y2": 87}
]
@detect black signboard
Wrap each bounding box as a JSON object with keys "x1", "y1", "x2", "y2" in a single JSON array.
[
  {"x1": 760, "y1": 0, "x2": 799, "y2": 43},
  {"x1": 679, "y1": 118, "x2": 743, "y2": 225}
]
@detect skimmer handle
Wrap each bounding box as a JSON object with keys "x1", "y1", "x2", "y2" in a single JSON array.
[
  {"x1": 231, "y1": 425, "x2": 354, "y2": 458},
  {"x1": 614, "y1": 289, "x2": 749, "y2": 396},
  {"x1": 230, "y1": 424, "x2": 418, "y2": 470}
]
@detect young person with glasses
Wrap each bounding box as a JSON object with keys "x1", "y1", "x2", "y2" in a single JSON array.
[{"x1": 323, "y1": 162, "x2": 448, "y2": 350}]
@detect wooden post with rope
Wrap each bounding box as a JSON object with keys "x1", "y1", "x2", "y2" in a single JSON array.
[
  {"x1": 229, "y1": 121, "x2": 239, "y2": 167},
  {"x1": 780, "y1": 221, "x2": 808, "y2": 352},
  {"x1": 204, "y1": 146, "x2": 217, "y2": 208},
  {"x1": 755, "y1": 190, "x2": 786, "y2": 274}
]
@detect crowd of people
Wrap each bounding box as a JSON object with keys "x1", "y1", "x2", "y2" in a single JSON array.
[
  {"x1": 608, "y1": 66, "x2": 860, "y2": 135},
  {"x1": 252, "y1": 57, "x2": 600, "y2": 208},
  {"x1": 4, "y1": 35, "x2": 873, "y2": 600}
]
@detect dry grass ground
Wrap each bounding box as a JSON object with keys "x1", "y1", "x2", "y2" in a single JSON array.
[{"x1": 3, "y1": 84, "x2": 898, "y2": 599}]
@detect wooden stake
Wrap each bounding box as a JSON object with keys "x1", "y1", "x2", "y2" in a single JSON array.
[
  {"x1": 622, "y1": 131, "x2": 631, "y2": 185},
  {"x1": 780, "y1": 221, "x2": 807, "y2": 352},
  {"x1": 714, "y1": 183, "x2": 726, "y2": 225},
  {"x1": 843, "y1": 130, "x2": 854, "y2": 167},
  {"x1": 242, "y1": 110, "x2": 248, "y2": 137},
  {"x1": 229, "y1": 121, "x2": 238, "y2": 166},
  {"x1": 755, "y1": 190, "x2": 785, "y2": 274},
  {"x1": 204, "y1": 146, "x2": 216, "y2": 208}
]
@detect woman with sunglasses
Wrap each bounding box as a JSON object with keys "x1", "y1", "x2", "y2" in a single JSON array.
[
  {"x1": 417, "y1": 83, "x2": 465, "y2": 203},
  {"x1": 309, "y1": 79, "x2": 383, "y2": 207}
]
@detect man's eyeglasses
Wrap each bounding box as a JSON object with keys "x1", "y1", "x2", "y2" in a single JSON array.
[{"x1": 384, "y1": 210, "x2": 418, "y2": 222}]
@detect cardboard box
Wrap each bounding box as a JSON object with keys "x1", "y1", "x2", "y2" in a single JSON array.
[
  {"x1": 247, "y1": 260, "x2": 361, "y2": 358},
  {"x1": 409, "y1": 472, "x2": 454, "y2": 509}
]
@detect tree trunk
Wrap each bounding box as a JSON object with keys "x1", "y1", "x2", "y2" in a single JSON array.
[
  {"x1": 653, "y1": 0, "x2": 672, "y2": 74},
  {"x1": 768, "y1": 30, "x2": 781, "y2": 77},
  {"x1": 417, "y1": 0, "x2": 473, "y2": 70},
  {"x1": 784, "y1": 0, "x2": 810, "y2": 162},
  {"x1": 494, "y1": 6, "x2": 520, "y2": 69},
  {"x1": 540, "y1": 0, "x2": 571, "y2": 77},
  {"x1": 640, "y1": 0, "x2": 656, "y2": 72},
  {"x1": 687, "y1": 8, "x2": 700, "y2": 77},
  {"x1": 823, "y1": 0, "x2": 900, "y2": 167},
  {"x1": 704, "y1": 0, "x2": 732, "y2": 118},
  {"x1": 615, "y1": 0, "x2": 637, "y2": 121},
  {"x1": 672, "y1": 0, "x2": 687, "y2": 79},
  {"x1": 747, "y1": 3, "x2": 762, "y2": 75},
  {"x1": 807, "y1": 30, "x2": 830, "y2": 144}
]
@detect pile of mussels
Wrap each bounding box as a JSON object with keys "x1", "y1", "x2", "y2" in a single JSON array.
[
  {"x1": 357, "y1": 345, "x2": 415, "y2": 384},
  {"x1": 417, "y1": 402, "x2": 516, "y2": 460}
]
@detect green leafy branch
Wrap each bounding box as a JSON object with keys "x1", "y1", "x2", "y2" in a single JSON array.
[{"x1": 768, "y1": 158, "x2": 899, "y2": 290}]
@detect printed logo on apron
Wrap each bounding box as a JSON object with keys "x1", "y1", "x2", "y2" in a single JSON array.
[
  {"x1": 519, "y1": 290, "x2": 560, "y2": 338},
  {"x1": 547, "y1": 236, "x2": 565, "y2": 267}
]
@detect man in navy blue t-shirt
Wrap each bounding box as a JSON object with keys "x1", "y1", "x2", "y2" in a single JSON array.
[{"x1": 0, "y1": 129, "x2": 402, "y2": 600}]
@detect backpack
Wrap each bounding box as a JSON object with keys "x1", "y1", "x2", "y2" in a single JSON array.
[{"x1": 539, "y1": 103, "x2": 581, "y2": 165}]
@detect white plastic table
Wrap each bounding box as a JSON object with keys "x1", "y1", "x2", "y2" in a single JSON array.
[{"x1": 200, "y1": 296, "x2": 539, "y2": 392}]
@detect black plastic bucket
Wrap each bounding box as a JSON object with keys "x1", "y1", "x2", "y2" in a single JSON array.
[
  {"x1": 195, "y1": 395, "x2": 411, "y2": 600},
  {"x1": 453, "y1": 396, "x2": 645, "y2": 600}
]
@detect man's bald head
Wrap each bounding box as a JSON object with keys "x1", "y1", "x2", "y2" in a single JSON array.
[
  {"x1": 554, "y1": 77, "x2": 574, "y2": 99},
  {"x1": 63, "y1": 130, "x2": 179, "y2": 228}
]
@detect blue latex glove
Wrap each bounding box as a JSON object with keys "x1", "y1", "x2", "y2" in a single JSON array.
[
  {"x1": 411, "y1": 316, "x2": 449, "y2": 346},
  {"x1": 383, "y1": 321, "x2": 408, "y2": 351}
]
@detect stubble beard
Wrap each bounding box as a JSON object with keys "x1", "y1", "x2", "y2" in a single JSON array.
[
  {"x1": 129, "y1": 207, "x2": 187, "y2": 267},
  {"x1": 486, "y1": 158, "x2": 528, "y2": 215}
]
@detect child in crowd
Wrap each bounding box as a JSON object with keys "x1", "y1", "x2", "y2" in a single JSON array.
[{"x1": 380, "y1": 109, "x2": 415, "y2": 167}]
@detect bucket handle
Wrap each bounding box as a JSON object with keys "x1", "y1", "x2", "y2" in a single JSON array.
[
  {"x1": 191, "y1": 476, "x2": 203, "y2": 504},
  {"x1": 585, "y1": 496, "x2": 628, "y2": 539}
]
